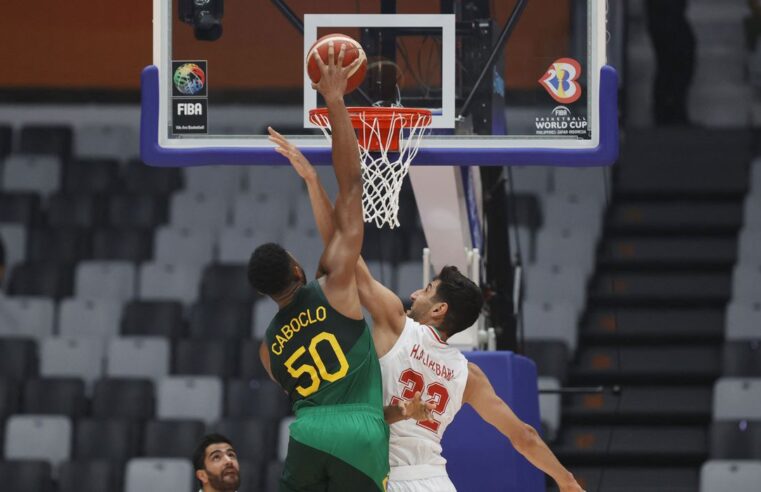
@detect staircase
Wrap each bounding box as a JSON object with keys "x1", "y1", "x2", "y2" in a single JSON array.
[{"x1": 549, "y1": 129, "x2": 752, "y2": 491}]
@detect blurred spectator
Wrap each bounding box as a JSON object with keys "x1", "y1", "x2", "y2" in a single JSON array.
[{"x1": 646, "y1": 0, "x2": 695, "y2": 125}]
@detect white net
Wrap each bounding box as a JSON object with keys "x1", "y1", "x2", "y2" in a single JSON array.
[{"x1": 311, "y1": 108, "x2": 431, "y2": 229}]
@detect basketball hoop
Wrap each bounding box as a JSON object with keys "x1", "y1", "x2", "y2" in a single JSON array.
[{"x1": 309, "y1": 106, "x2": 432, "y2": 229}]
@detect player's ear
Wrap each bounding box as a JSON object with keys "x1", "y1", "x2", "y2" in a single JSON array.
[
  {"x1": 196, "y1": 469, "x2": 208, "y2": 484},
  {"x1": 431, "y1": 301, "x2": 448, "y2": 322}
]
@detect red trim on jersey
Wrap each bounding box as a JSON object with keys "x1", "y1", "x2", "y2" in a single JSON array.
[{"x1": 426, "y1": 325, "x2": 448, "y2": 345}]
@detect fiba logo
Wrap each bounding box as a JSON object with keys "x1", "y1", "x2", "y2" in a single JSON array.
[
  {"x1": 551, "y1": 106, "x2": 571, "y2": 117},
  {"x1": 539, "y1": 58, "x2": 582, "y2": 104},
  {"x1": 173, "y1": 63, "x2": 206, "y2": 96}
]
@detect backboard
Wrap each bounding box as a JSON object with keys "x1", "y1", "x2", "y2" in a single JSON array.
[{"x1": 141, "y1": 0, "x2": 618, "y2": 167}]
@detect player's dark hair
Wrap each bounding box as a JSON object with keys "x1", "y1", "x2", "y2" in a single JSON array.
[
  {"x1": 432, "y1": 266, "x2": 483, "y2": 337},
  {"x1": 248, "y1": 242, "x2": 294, "y2": 296},
  {"x1": 193, "y1": 433, "x2": 233, "y2": 472}
]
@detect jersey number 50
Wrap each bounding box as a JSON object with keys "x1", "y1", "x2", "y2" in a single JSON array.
[
  {"x1": 391, "y1": 368, "x2": 450, "y2": 432},
  {"x1": 285, "y1": 332, "x2": 349, "y2": 397}
]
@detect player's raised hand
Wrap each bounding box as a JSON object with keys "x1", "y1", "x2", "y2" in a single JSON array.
[
  {"x1": 267, "y1": 127, "x2": 317, "y2": 181},
  {"x1": 311, "y1": 40, "x2": 363, "y2": 103},
  {"x1": 399, "y1": 392, "x2": 435, "y2": 422}
]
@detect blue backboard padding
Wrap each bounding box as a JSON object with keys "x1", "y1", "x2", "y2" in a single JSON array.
[
  {"x1": 141, "y1": 64, "x2": 618, "y2": 167},
  {"x1": 441, "y1": 351, "x2": 543, "y2": 492}
]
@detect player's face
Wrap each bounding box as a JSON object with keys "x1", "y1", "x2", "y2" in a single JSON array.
[
  {"x1": 407, "y1": 280, "x2": 440, "y2": 323},
  {"x1": 202, "y1": 443, "x2": 240, "y2": 490}
]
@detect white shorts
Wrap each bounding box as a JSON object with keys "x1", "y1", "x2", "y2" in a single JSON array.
[{"x1": 387, "y1": 475, "x2": 457, "y2": 492}]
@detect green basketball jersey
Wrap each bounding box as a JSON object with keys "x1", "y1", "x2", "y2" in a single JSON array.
[{"x1": 265, "y1": 280, "x2": 384, "y2": 412}]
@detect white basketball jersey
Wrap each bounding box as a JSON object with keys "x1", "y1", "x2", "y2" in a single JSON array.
[{"x1": 380, "y1": 317, "x2": 469, "y2": 477}]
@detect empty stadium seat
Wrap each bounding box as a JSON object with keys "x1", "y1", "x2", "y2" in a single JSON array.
[
  {"x1": 120, "y1": 300, "x2": 185, "y2": 338},
  {"x1": 0, "y1": 338, "x2": 38, "y2": 380},
  {"x1": 732, "y1": 264, "x2": 761, "y2": 303},
  {"x1": 170, "y1": 191, "x2": 229, "y2": 230},
  {"x1": 125, "y1": 458, "x2": 194, "y2": 492},
  {"x1": 737, "y1": 229, "x2": 761, "y2": 263},
  {"x1": 0, "y1": 224, "x2": 26, "y2": 281},
  {"x1": 523, "y1": 264, "x2": 587, "y2": 314},
  {"x1": 75, "y1": 261, "x2": 136, "y2": 302},
  {"x1": 142, "y1": 420, "x2": 205, "y2": 458},
  {"x1": 246, "y1": 165, "x2": 299, "y2": 197},
  {"x1": 396, "y1": 261, "x2": 424, "y2": 299},
  {"x1": 237, "y1": 459, "x2": 264, "y2": 491},
  {"x1": 7, "y1": 262, "x2": 74, "y2": 299},
  {"x1": 157, "y1": 376, "x2": 223, "y2": 424},
  {"x1": 281, "y1": 229, "x2": 323, "y2": 275},
  {"x1": 226, "y1": 379, "x2": 289, "y2": 420},
  {"x1": 26, "y1": 227, "x2": 91, "y2": 263},
  {"x1": 212, "y1": 419, "x2": 273, "y2": 464},
  {"x1": 744, "y1": 195, "x2": 761, "y2": 227},
  {"x1": 59, "y1": 460, "x2": 123, "y2": 492},
  {"x1": 0, "y1": 460, "x2": 54, "y2": 492},
  {"x1": 62, "y1": 158, "x2": 122, "y2": 195},
  {"x1": 713, "y1": 378, "x2": 761, "y2": 420},
  {"x1": 710, "y1": 420, "x2": 761, "y2": 460},
  {"x1": 723, "y1": 342, "x2": 761, "y2": 377},
  {"x1": 39, "y1": 337, "x2": 103, "y2": 388},
  {"x1": 200, "y1": 264, "x2": 254, "y2": 304},
  {"x1": 123, "y1": 159, "x2": 184, "y2": 195},
  {"x1": 22, "y1": 377, "x2": 86, "y2": 417},
  {"x1": 107, "y1": 194, "x2": 168, "y2": 228},
  {"x1": 58, "y1": 298, "x2": 122, "y2": 342},
  {"x1": 106, "y1": 337, "x2": 170, "y2": 382},
  {"x1": 4, "y1": 415, "x2": 72, "y2": 467},
  {"x1": 73, "y1": 418, "x2": 141, "y2": 462},
  {"x1": 76, "y1": 124, "x2": 137, "y2": 159},
  {"x1": 92, "y1": 378, "x2": 155, "y2": 420},
  {"x1": 45, "y1": 193, "x2": 103, "y2": 227},
  {"x1": 0, "y1": 192, "x2": 41, "y2": 224},
  {"x1": 535, "y1": 226, "x2": 597, "y2": 279},
  {"x1": 218, "y1": 227, "x2": 265, "y2": 263},
  {"x1": 240, "y1": 338, "x2": 267, "y2": 381},
  {"x1": 189, "y1": 301, "x2": 252, "y2": 340},
  {"x1": 523, "y1": 341, "x2": 570, "y2": 382},
  {"x1": 506, "y1": 166, "x2": 551, "y2": 194},
  {"x1": 252, "y1": 300, "x2": 278, "y2": 339},
  {"x1": 138, "y1": 263, "x2": 201, "y2": 305},
  {"x1": 726, "y1": 300, "x2": 761, "y2": 340},
  {"x1": 174, "y1": 339, "x2": 237, "y2": 378},
  {"x1": 0, "y1": 296, "x2": 55, "y2": 339},
  {"x1": 92, "y1": 228, "x2": 154, "y2": 262},
  {"x1": 0, "y1": 377, "x2": 19, "y2": 417},
  {"x1": 155, "y1": 226, "x2": 215, "y2": 265},
  {"x1": 542, "y1": 193, "x2": 604, "y2": 238},
  {"x1": 700, "y1": 460, "x2": 761, "y2": 492},
  {"x1": 231, "y1": 195, "x2": 289, "y2": 239},
  {"x1": 522, "y1": 300, "x2": 579, "y2": 353},
  {"x1": 1, "y1": 155, "x2": 61, "y2": 196},
  {"x1": 19, "y1": 125, "x2": 73, "y2": 159},
  {"x1": 184, "y1": 166, "x2": 243, "y2": 196},
  {"x1": 0, "y1": 125, "x2": 11, "y2": 159}
]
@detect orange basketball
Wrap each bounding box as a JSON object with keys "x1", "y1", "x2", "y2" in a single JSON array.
[{"x1": 306, "y1": 34, "x2": 367, "y2": 94}]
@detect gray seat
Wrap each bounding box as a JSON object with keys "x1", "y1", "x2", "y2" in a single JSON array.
[
  {"x1": 542, "y1": 193, "x2": 604, "y2": 239},
  {"x1": 737, "y1": 228, "x2": 761, "y2": 263},
  {"x1": 725, "y1": 301, "x2": 761, "y2": 340},
  {"x1": 522, "y1": 300, "x2": 578, "y2": 352},
  {"x1": 523, "y1": 264, "x2": 587, "y2": 314},
  {"x1": 75, "y1": 261, "x2": 136, "y2": 302},
  {"x1": 713, "y1": 378, "x2": 761, "y2": 420},
  {"x1": 282, "y1": 228, "x2": 323, "y2": 276},
  {"x1": 3, "y1": 415, "x2": 72, "y2": 468},
  {"x1": 0, "y1": 296, "x2": 55, "y2": 340},
  {"x1": 106, "y1": 336, "x2": 170, "y2": 383},
  {"x1": 154, "y1": 226, "x2": 215, "y2": 265},
  {"x1": 700, "y1": 460, "x2": 761, "y2": 492},
  {"x1": 75, "y1": 124, "x2": 137, "y2": 159},
  {"x1": 1, "y1": 155, "x2": 61, "y2": 196},
  {"x1": 58, "y1": 298, "x2": 122, "y2": 344},
  {"x1": 184, "y1": 166, "x2": 243, "y2": 196},
  {"x1": 231, "y1": 195, "x2": 288, "y2": 239},
  {"x1": 124, "y1": 458, "x2": 194, "y2": 492},
  {"x1": 218, "y1": 227, "x2": 265, "y2": 263},
  {"x1": 0, "y1": 224, "x2": 25, "y2": 286},
  {"x1": 246, "y1": 165, "x2": 301, "y2": 197},
  {"x1": 138, "y1": 262, "x2": 202, "y2": 305},
  {"x1": 170, "y1": 191, "x2": 229, "y2": 231},
  {"x1": 40, "y1": 337, "x2": 104, "y2": 390},
  {"x1": 535, "y1": 226, "x2": 597, "y2": 279},
  {"x1": 744, "y1": 195, "x2": 761, "y2": 228},
  {"x1": 157, "y1": 376, "x2": 223, "y2": 425},
  {"x1": 732, "y1": 263, "x2": 761, "y2": 303}
]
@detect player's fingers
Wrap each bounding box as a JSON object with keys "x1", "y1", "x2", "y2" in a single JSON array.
[
  {"x1": 313, "y1": 51, "x2": 326, "y2": 72},
  {"x1": 311, "y1": 81, "x2": 319, "y2": 90},
  {"x1": 336, "y1": 42, "x2": 346, "y2": 67},
  {"x1": 327, "y1": 40, "x2": 335, "y2": 68},
  {"x1": 412, "y1": 391, "x2": 422, "y2": 401},
  {"x1": 344, "y1": 57, "x2": 363, "y2": 75}
]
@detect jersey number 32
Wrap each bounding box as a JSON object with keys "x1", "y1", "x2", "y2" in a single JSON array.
[{"x1": 390, "y1": 368, "x2": 450, "y2": 432}]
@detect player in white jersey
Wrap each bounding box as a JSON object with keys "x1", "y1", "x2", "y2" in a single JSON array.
[{"x1": 269, "y1": 129, "x2": 584, "y2": 492}]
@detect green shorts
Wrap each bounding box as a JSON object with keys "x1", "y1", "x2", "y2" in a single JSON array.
[{"x1": 280, "y1": 403, "x2": 390, "y2": 492}]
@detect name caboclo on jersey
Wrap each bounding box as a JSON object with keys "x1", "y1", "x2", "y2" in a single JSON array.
[{"x1": 270, "y1": 306, "x2": 328, "y2": 356}]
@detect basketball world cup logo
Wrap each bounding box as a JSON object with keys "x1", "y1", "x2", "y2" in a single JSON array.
[
  {"x1": 173, "y1": 63, "x2": 206, "y2": 95},
  {"x1": 539, "y1": 58, "x2": 582, "y2": 104}
]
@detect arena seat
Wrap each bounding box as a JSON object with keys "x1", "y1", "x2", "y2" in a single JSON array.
[
  {"x1": 107, "y1": 194, "x2": 168, "y2": 228},
  {"x1": 731, "y1": 263, "x2": 761, "y2": 303},
  {"x1": 92, "y1": 378, "x2": 155, "y2": 420},
  {"x1": 722, "y1": 342, "x2": 761, "y2": 377},
  {"x1": 700, "y1": 460, "x2": 761, "y2": 492},
  {"x1": 709, "y1": 420, "x2": 761, "y2": 460},
  {"x1": 523, "y1": 341, "x2": 569, "y2": 382},
  {"x1": 0, "y1": 192, "x2": 41, "y2": 224},
  {"x1": 0, "y1": 338, "x2": 38, "y2": 380},
  {"x1": 22, "y1": 377, "x2": 86, "y2": 417},
  {"x1": 40, "y1": 337, "x2": 103, "y2": 388},
  {"x1": 237, "y1": 459, "x2": 264, "y2": 491},
  {"x1": 522, "y1": 300, "x2": 579, "y2": 353},
  {"x1": 0, "y1": 296, "x2": 55, "y2": 340},
  {"x1": 76, "y1": 124, "x2": 136, "y2": 160},
  {"x1": 76, "y1": 260, "x2": 136, "y2": 302},
  {"x1": 138, "y1": 262, "x2": 202, "y2": 305},
  {"x1": 239, "y1": 338, "x2": 267, "y2": 381},
  {"x1": 395, "y1": 260, "x2": 424, "y2": 299},
  {"x1": 0, "y1": 460, "x2": 53, "y2": 492},
  {"x1": 92, "y1": 228, "x2": 154, "y2": 262},
  {"x1": 0, "y1": 125, "x2": 11, "y2": 160},
  {"x1": 120, "y1": 300, "x2": 185, "y2": 338},
  {"x1": 218, "y1": 226, "x2": 268, "y2": 263},
  {"x1": 737, "y1": 229, "x2": 761, "y2": 263},
  {"x1": 0, "y1": 224, "x2": 26, "y2": 279},
  {"x1": 725, "y1": 301, "x2": 761, "y2": 340},
  {"x1": 170, "y1": 191, "x2": 229, "y2": 230},
  {"x1": 252, "y1": 300, "x2": 278, "y2": 339},
  {"x1": 26, "y1": 227, "x2": 91, "y2": 263},
  {"x1": 4, "y1": 415, "x2": 72, "y2": 467},
  {"x1": 45, "y1": 193, "x2": 103, "y2": 228},
  {"x1": 62, "y1": 158, "x2": 121, "y2": 195},
  {"x1": 7, "y1": 262, "x2": 74, "y2": 299},
  {"x1": 155, "y1": 226, "x2": 215, "y2": 265},
  {"x1": 1, "y1": 155, "x2": 61, "y2": 196},
  {"x1": 59, "y1": 460, "x2": 124, "y2": 492},
  {"x1": 535, "y1": 226, "x2": 597, "y2": 279},
  {"x1": 507, "y1": 166, "x2": 551, "y2": 194},
  {"x1": 281, "y1": 229, "x2": 323, "y2": 275},
  {"x1": 157, "y1": 376, "x2": 223, "y2": 424},
  {"x1": 184, "y1": 165, "x2": 244, "y2": 196},
  {"x1": 19, "y1": 125, "x2": 73, "y2": 160},
  {"x1": 124, "y1": 458, "x2": 194, "y2": 492},
  {"x1": 523, "y1": 264, "x2": 586, "y2": 315},
  {"x1": 265, "y1": 460, "x2": 285, "y2": 492},
  {"x1": 0, "y1": 378, "x2": 19, "y2": 418},
  {"x1": 73, "y1": 418, "x2": 141, "y2": 462},
  {"x1": 225, "y1": 379, "x2": 289, "y2": 420},
  {"x1": 199, "y1": 264, "x2": 253, "y2": 304},
  {"x1": 189, "y1": 301, "x2": 251, "y2": 340},
  {"x1": 142, "y1": 420, "x2": 205, "y2": 458},
  {"x1": 173, "y1": 339, "x2": 237, "y2": 378},
  {"x1": 232, "y1": 195, "x2": 289, "y2": 238},
  {"x1": 713, "y1": 378, "x2": 761, "y2": 420},
  {"x1": 106, "y1": 336, "x2": 170, "y2": 382},
  {"x1": 123, "y1": 159, "x2": 183, "y2": 195},
  {"x1": 211, "y1": 418, "x2": 273, "y2": 463},
  {"x1": 58, "y1": 298, "x2": 122, "y2": 342}
]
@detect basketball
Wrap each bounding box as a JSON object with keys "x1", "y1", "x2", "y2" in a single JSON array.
[{"x1": 306, "y1": 34, "x2": 367, "y2": 94}]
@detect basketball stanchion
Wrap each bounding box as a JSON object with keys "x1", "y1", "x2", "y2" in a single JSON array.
[{"x1": 309, "y1": 106, "x2": 432, "y2": 229}]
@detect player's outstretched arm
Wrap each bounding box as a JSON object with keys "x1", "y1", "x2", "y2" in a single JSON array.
[
  {"x1": 269, "y1": 127, "x2": 406, "y2": 341},
  {"x1": 309, "y1": 41, "x2": 365, "y2": 319},
  {"x1": 463, "y1": 363, "x2": 585, "y2": 492}
]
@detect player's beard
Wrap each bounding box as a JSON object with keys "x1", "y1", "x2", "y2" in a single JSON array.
[{"x1": 206, "y1": 466, "x2": 240, "y2": 491}]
